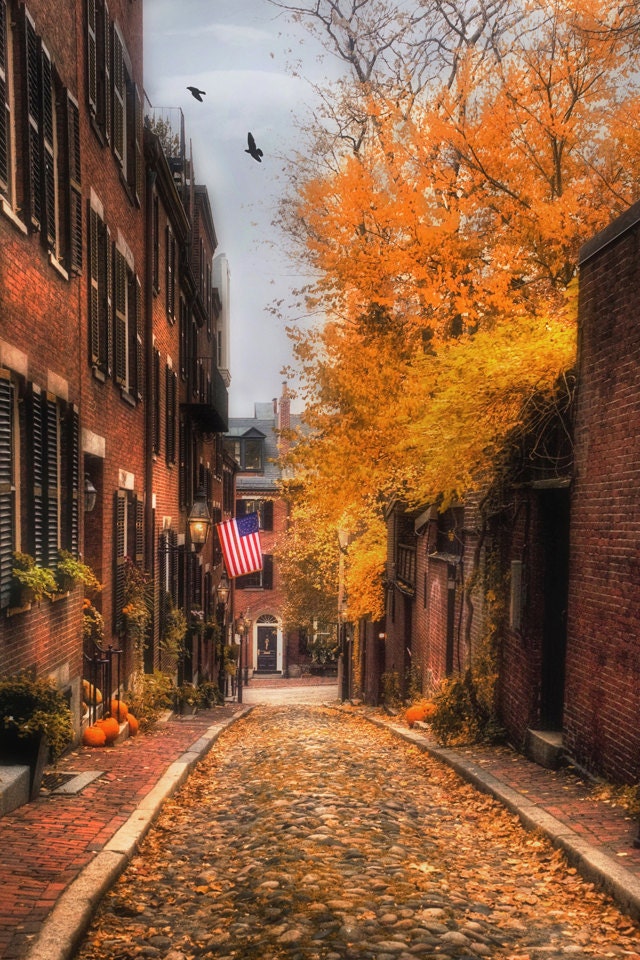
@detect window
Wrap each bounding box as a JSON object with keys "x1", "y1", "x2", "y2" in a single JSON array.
[
  {"x1": 0, "y1": 372, "x2": 80, "y2": 608},
  {"x1": 236, "y1": 498, "x2": 273, "y2": 531},
  {"x1": 223, "y1": 434, "x2": 264, "y2": 472},
  {"x1": 113, "y1": 246, "x2": 142, "y2": 399},
  {"x1": 114, "y1": 488, "x2": 143, "y2": 635},
  {"x1": 87, "y1": 3, "x2": 142, "y2": 203},
  {"x1": 89, "y1": 209, "x2": 141, "y2": 398},
  {"x1": 236, "y1": 554, "x2": 273, "y2": 590},
  {"x1": 0, "y1": 5, "x2": 82, "y2": 272}
]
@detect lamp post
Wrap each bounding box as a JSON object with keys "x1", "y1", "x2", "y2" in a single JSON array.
[
  {"x1": 187, "y1": 486, "x2": 211, "y2": 550},
  {"x1": 236, "y1": 614, "x2": 247, "y2": 704},
  {"x1": 215, "y1": 573, "x2": 230, "y2": 696}
]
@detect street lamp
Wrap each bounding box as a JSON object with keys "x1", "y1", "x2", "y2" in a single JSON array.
[
  {"x1": 236, "y1": 614, "x2": 247, "y2": 704},
  {"x1": 188, "y1": 486, "x2": 211, "y2": 549}
]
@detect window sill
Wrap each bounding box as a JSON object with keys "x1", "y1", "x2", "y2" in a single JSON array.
[
  {"x1": 1, "y1": 199, "x2": 28, "y2": 235},
  {"x1": 120, "y1": 388, "x2": 137, "y2": 407},
  {"x1": 48, "y1": 252, "x2": 69, "y2": 281}
]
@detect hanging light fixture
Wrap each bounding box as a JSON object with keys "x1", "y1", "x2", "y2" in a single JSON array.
[
  {"x1": 187, "y1": 486, "x2": 211, "y2": 549},
  {"x1": 84, "y1": 475, "x2": 97, "y2": 513},
  {"x1": 216, "y1": 571, "x2": 230, "y2": 607}
]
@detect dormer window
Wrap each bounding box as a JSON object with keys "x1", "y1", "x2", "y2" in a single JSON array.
[{"x1": 224, "y1": 429, "x2": 265, "y2": 472}]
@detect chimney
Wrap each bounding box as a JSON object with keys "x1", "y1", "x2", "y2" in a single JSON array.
[{"x1": 277, "y1": 381, "x2": 291, "y2": 455}]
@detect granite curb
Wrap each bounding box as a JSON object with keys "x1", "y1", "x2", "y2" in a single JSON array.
[
  {"x1": 24, "y1": 706, "x2": 253, "y2": 960},
  {"x1": 367, "y1": 716, "x2": 640, "y2": 922}
]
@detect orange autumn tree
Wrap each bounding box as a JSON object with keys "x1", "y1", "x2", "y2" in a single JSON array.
[{"x1": 277, "y1": 0, "x2": 640, "y2": 618}]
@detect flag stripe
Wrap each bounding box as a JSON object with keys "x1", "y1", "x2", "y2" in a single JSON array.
[{"x1": 216, "y1": 513, "x2": 263, "y2": 578}]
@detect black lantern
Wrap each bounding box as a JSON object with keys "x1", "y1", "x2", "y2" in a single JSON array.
[
  {"x1": 216, "y1": 572, "x2": 230, "y2": 607},
  {"x1": 84, "y1": 475, "x2": 97, "y2": 513},
  {"x1": 188, "y1": 486, "x2": 211, "y2": 549}
]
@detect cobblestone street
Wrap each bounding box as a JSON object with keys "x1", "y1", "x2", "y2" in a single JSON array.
[{"x1": 74, "y1": 706, "x2": 640, "y2": 960}]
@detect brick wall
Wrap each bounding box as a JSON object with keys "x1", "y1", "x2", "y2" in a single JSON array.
[{"x1": 565, "y1": 201, "x2": 640, "y2": 783}]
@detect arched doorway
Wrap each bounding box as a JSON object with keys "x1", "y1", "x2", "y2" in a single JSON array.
[{"x1": 255, "y1": 614, "x2": 280, "y2": 674}]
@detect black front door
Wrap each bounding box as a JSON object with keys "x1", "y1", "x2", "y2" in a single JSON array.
[{"x1": 257, "y1": 625, "x2": 277, "y2": 672}]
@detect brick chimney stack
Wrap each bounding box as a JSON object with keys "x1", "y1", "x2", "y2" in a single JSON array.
[{"x1": 277, "y1": 381, "x2": 291, "y2": 456}]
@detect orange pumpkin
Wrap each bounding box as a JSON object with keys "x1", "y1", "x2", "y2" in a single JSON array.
[
  {"x1": 126, "y1": 713, "x2": 139, "y2": 736},
  {"x1": 110, "y1": 699, "x2": 129, "y2": 721},
  {"x1": 97, "y1": 716, "x2": 120, "y2": 743},
  {"x1": 83, "y1": 725, "x2": 107, "y2": 747},
  {"x1": 405, "y1": 704, "x2": 427, "y2": 728}
]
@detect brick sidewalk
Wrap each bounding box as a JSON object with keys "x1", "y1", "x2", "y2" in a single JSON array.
[{"x1": 0, "y1": 706, "x2": 243, "y2": 960}]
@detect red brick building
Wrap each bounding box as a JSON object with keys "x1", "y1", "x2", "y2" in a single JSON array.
[
  {"x1": 0, "y1": 0, "x2": 230, "y2": 742},
  {"x1": 224, "y1": 384, "x2": 307, "y2": 678}
]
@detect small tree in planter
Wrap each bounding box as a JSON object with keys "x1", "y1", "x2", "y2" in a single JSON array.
[{"x1": 0, "y1": 674, "x2": 74, "y2": 798}]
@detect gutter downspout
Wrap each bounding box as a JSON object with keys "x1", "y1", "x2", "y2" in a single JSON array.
[{"x1": 144, "y1": 165, "x2": 157, "y2": 569}]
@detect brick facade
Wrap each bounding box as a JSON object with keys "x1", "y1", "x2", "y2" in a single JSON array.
[
  {"x1": 565, "y1": 201, "x2": 640, "y2": 783},
  {"x1": 0, "y1": 0, "x2": 230, "y2": 742}
]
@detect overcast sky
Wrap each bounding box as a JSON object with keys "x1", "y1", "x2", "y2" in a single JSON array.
[{"x1": 144, "y1": 0, "x2": 336, "y2": 418}]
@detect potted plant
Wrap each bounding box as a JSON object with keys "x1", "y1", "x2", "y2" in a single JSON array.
[
  {"x1": 11, "y1": 552, "x2": 57, "y2": 605},
  {"x1": 175, "y1": 682, "x2": 199, "y2": 715},
  {"x1": 55, "y1": 550, "x2": 102, "y2": 595},
  {"x1": 0, "y1": 674, "x2": 74, "y2": 798}
]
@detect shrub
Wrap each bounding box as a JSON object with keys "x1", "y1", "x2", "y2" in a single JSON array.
[{"x1": 0, "y1": 674, "x2": 74, "y2": 761}]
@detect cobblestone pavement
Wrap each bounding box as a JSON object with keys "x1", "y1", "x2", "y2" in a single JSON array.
[{"x1": 73, "y1": 706, "x2": 640, "y2": 960}]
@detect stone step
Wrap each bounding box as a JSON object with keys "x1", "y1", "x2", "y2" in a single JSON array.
[
  {"x1": 0, "y1": 764, "x2": 30, "y2": 816},
  {"x1": 526, "y1": 729, "x2": 565, "y2": 769}
]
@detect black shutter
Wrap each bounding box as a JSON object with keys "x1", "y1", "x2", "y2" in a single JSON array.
[
  {"x1": 64, "y1": 405, "x2": 80, "y2": 555},
  {"x1": 262, "y1": 500, "x2": 273, "y2": 531},
  {"x1": 24, "y1": 12, "x2": 42, "y2": 229},
  {"x1": 133, "y1": 274, "x2": 143, "y2": 400},
  {"x1": 0, "y1": 0, "x2": 9, "y2": 195},
  {"x1": 178, "y1": 416, "x2": 187, "y2": 508},
  {"x1": 166, "y1": 226, "x2": 175, "y2": 318},
  {"x1": 66, "y1": 95, "x2": 82, "y2": 273},
  {"x1": 114, "y1": 490, "x2": 125, "y2": 634},
  {"x1": 134, "y1": 494, "x2": 144, "y2": 566},
  {"x1": 101, "y1": 0, "x2": 111, "y2": 143},
  {"x1": 111, "y1": 24, "x2": 124, "y2": 167},
  {"x1": 86, "y1": 0, "x2": 97, "y2": 115},
  {"x1": 41, "y1": 47, "x2": 56, "y2": 251},
  {"x1": 169, "y1": 529, "x2": 179, "y2": 606},
  {"x1": 44, "y1": 393, "x2": 59, "y2": 566},
  {"x1": 29, "y1": 385, "x2": 45, "y2": 563},
  {"x1": 0, "y1": 369, "x2": 14, "y2": 607},
  {"x1": 89, "y1": 207, "x2": 100, "y2": 364},
  {"x1": 262, "y1": 554, "x2": 273, "y2": 590},
  {"x1": 113, "y1": 248, "x2": 127, "y2": 386},
  {"x1": 152, "y1": 347, "x2": 160, "y2": 455},
  {"x1": 101, "y1": 223, "x2": 112, "y2": 375}
]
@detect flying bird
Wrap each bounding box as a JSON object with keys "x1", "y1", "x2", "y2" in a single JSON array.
[
  {"x1": 245, "y1": 132, "x2": 263, "y2": 162},
  {"x1": 187, "y1": 86, "x2": 206, "y2": 102}
]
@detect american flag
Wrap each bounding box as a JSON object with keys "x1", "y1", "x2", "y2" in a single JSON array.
[{"x1": 216, "y1": 512, "x2": 263, "y2": 579}]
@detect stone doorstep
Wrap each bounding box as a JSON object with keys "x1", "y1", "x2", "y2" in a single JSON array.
[
  {"x1": 526, "y1": 729, "x2": 565, "y2": 769},
  {"x1": 0, "y1": 764, "x2": 30, "y2": 816}
]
